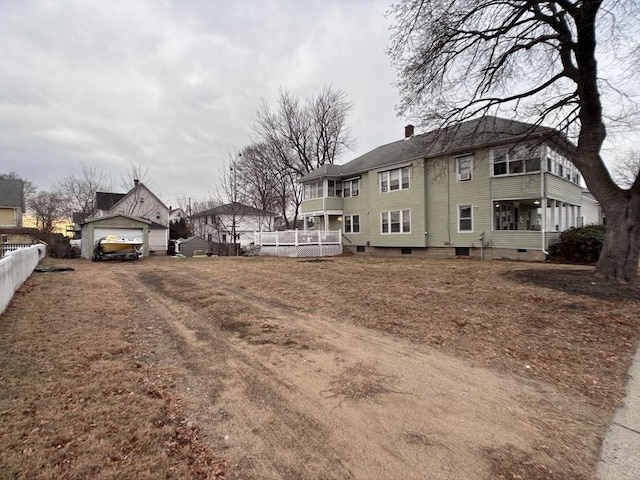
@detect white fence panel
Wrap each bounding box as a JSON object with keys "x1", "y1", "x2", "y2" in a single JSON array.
[
  {"x1": 255, "y1": 230, "x2": 342, "y2": 247},
  {"x1": 0, "y1": 245, "x2": 46, "y2": 314}
]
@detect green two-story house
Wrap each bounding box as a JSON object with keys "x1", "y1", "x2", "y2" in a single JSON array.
[{"x1": 299, "y1": 116, "x2": 584, "y2": 260}]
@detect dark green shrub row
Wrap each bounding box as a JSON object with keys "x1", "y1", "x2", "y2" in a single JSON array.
[{"x1": 549, "y1": 225, "x2": 606, "y2": 264}]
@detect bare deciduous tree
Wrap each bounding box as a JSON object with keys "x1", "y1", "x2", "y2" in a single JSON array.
[
  {"x1": 28, "y1": 190, "x2": 65, "y2": 233},
  {"x1": 55, "y1": 163, "x2": 107, "y2": 217},
  {"x1": 235, "y1": 143, "x2": 281, "y2": 216},
  {"x1": 613, "y1": 149, "x2": 640, "y2": 189},
  {"x1": 388, "y1": 0, "x2": 640, "y2": 283},
  {"x1": 251, "y1": 85, "x2": 354, "y2": 228}
]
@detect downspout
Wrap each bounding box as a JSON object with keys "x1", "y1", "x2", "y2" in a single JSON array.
[{"x1": 447, "y1": 161, "x2": 452, "y2": 246}]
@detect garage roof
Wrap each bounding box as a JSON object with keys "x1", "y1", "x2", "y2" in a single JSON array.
[{"x1": 82, "y1": 213, "x2": 152, "y2": 225}]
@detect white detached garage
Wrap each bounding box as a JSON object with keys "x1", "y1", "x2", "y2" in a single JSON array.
[{"x1": 81, "y1": 213, "x2": 151, "y2": 259}]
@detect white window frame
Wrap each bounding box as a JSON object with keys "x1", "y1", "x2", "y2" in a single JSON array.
[
  {"x1": 304, "y1": 180, "x2": 324, "y2": 200},
  {"x1": 379, "y1": 166, "x2": 410, "y2": 193},
  {"x1": 343, "y1": 178, "x2": 359, "y2": 198},
  {"x1": 458, "y1": 205, "x2": 473, "y2": 232},
  {"x1": 381, "y1": 209, "x2": 411, "y2": 234},
  {"x1": 456, "y1": 154, "x2": 473, "y2": 182},
  {"x1": 491, "y1": 145, "x2": 542, "y2": 177},
  {"x1": 344, "y1": 214, "x2": 360, "y2": 234}
]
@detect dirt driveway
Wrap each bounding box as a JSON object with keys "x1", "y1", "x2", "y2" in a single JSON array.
[{"x1": 1, "y1": 256, "x2": 638, "y2": 479}]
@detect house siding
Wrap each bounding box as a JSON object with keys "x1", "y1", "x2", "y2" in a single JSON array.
[
  {"x1": 426, "y1": 150, "x2": 493, "y2": 248},
  {"x1": 342, "y1": 172, "x2": 369, "y2": 245},
  {"x1": 490, "y1": 174, "x2": 542, "y2": 199},
  {"x1": 0, "y1": 208, "x2": 16, "y2": 226},
  {"x1": 108, "y1": 187, "x2": 169, "y2": 227},
  {"x1": 303, "y1": 198, "x2": 325, "y2": 211},
  {"x1": 546, "y1": 174, "x2": 582, "y2": 204},
  {"x1": 368, "y1": 162, "x2": 426, "y2": 247}
]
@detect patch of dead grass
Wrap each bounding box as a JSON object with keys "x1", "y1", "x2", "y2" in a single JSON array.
[
  {"x1": 0, "y1": 262, "x2": 232, "y2": 480},
  {"x1": 326, "y1": 362, "x2": 392, "y2": 401}
]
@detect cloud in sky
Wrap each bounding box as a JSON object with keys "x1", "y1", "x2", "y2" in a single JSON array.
[
  {"x1": 1, "y1": 0, "x2": 637, "y2": 208},
  {"x1": 0, "y1": 0, "x2": 407, "y2": 206}
]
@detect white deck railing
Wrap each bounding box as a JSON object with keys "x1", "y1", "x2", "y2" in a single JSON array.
[{"x1": 255, "y1": 230, "x2": 342, "y2": 246}]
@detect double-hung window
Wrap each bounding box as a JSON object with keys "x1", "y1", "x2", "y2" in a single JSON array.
[
  {"x1": 343, "y1": 178, "x2": 359, "y2": 197},
  {"x1": 459, "y1": 205, "x2": 473, "y2": 232},
  {"x1": 381, "y1": 210, "x2": 410, "y2": 234},
  {"x1": 379, "y1": 167, "x2": 410, "y2": 192},
  {"x1": 344, "y1": 214, "x2": 360, "y2": 233},
  {"x1": 456, "y1": 155, "x2": 473, "y2": 182}
]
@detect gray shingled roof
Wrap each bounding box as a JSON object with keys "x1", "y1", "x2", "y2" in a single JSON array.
[
  {"x1": 0, "y1": 178, "x2": 24, "y2": 209},
  {"x1": 301, "y1": 116, "x2": 573, "y2": 181}
]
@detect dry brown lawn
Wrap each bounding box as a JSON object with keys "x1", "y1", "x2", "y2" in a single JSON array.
[{"x1": 1, "y1": 255, "x2": 638, "y2": 479}]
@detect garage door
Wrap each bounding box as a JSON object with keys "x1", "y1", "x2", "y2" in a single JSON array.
[{"x1": 94, "y1": 227, "x2": 144, "y2": 240}]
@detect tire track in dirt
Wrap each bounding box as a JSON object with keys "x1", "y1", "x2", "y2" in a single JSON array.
[
  {"x1": 118, "y1": 270, "x2": 356, "y2": 480},
  {"x1": 116, "y1": 264, "x2": 605, "y2": 480}
]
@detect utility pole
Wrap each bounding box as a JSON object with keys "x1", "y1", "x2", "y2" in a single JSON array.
[{"x1": 231, "y1": 156, "x2": 238, "y2": 256}]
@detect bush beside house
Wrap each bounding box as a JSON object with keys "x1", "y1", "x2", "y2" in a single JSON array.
[{"x1": 550, "y1": 225, "x2": 606, "y2": 264}]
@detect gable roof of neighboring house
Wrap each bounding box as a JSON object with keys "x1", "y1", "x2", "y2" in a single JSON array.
[
  {"x1": 301, "y1": 116, "x2": 575, "y2": 182},
  {"x1": 169, "y1": 207, "x2": 186, "y2": 220},
  {"x1": 96, "y1": 192, "x2": 126, "y2": 211},
  {"x1": 106, "y1": 182, "x2": 169, "y2": 213},
  {"x1": 190, "y1": 202, "x2": 276, "y2": 218},
  {"x1": 0, "y1": 178, "x2": 25, "y2": 209}
]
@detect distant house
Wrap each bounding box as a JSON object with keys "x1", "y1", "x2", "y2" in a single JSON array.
[
  {"x1": 299, "y1": 115, "x2": 586, "y2": 260},
  {"x1": 89, "y1": 180, "x2": 169, "y2": 255},
  {"x1": 0, "y1": 178, "x2": 25, "y2": 228},
  {"x1": 581, "y1": 190, "x2": 604, "y2": 226},
  {"x1": 169, "y1": 207, "x2": 187, "y2": 224},
  {"x1": 190, "y1": 202, "x2": 277, "y2": 248},
  {"x1": 0, "y1": 179, "x2": 39, "y2": 255}
]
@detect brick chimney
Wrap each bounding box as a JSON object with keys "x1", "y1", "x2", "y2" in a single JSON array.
[
  {"x1": 134, "y1": 179, "x2": 139, "y2": 187},
  {"x1": 404, "y1": 124, "x2": 414, "y2": 139}
]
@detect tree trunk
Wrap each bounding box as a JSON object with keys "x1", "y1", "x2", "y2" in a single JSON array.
[{"x1": 594, "y1": 190, "x2": 640, "y2": 284}]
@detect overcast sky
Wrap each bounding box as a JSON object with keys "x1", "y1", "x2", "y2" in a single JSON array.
[
  {"x1": 0, "y1": 0, "x2": 409, "y2": 208},
  {"x1": 1, "y1": 0, "x2": 638, "y2": 209}
]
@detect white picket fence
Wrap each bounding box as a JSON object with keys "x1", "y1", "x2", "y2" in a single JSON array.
[{"x1": 0, "y1": 244, "x2": 46, "y2": 314}]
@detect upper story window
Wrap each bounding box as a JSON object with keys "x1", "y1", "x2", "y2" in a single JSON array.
[
  {"x1": 327, "y1": 180, "x2": 342, "y2": 197},
  {"x1": 304, "y1": 178, "x2": 357, "y2": 199},
  {"x1": 380, "y1": 166, "x2": 410, "y2": 192},
  {"x1": 456, "y1": 155, "x2": 473, "y2": 182},
  {"x1": 343, "y1": 178, "x2": 359, "y2": 198},
  {"x1": 304, "y1": 180, "x2": 323, "y2": 200},
  {"x1": 492, "y1": 145, "x2": 541, "y2": 176},
  {"x1": 545, "y1": 147, "x2": 581, "y2": 185}
]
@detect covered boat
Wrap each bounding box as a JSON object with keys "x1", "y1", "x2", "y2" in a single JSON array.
[{"x1": 92, "y1": 234, "x2": 143, "y2": 261}]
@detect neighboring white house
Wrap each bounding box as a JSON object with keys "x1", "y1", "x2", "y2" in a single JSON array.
[
  {"x1": 581, "y1": 190, "x2": 604, "y2": 226},
  {"x1": 91, "y1": 180, "x2": 169, "y2": 255},
  {"x1": 190, "y1": 202, "x2": 277, "y2": 248},
  {"x1": 169, "y1": 207, "x2": 187, "y2": 224}
]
